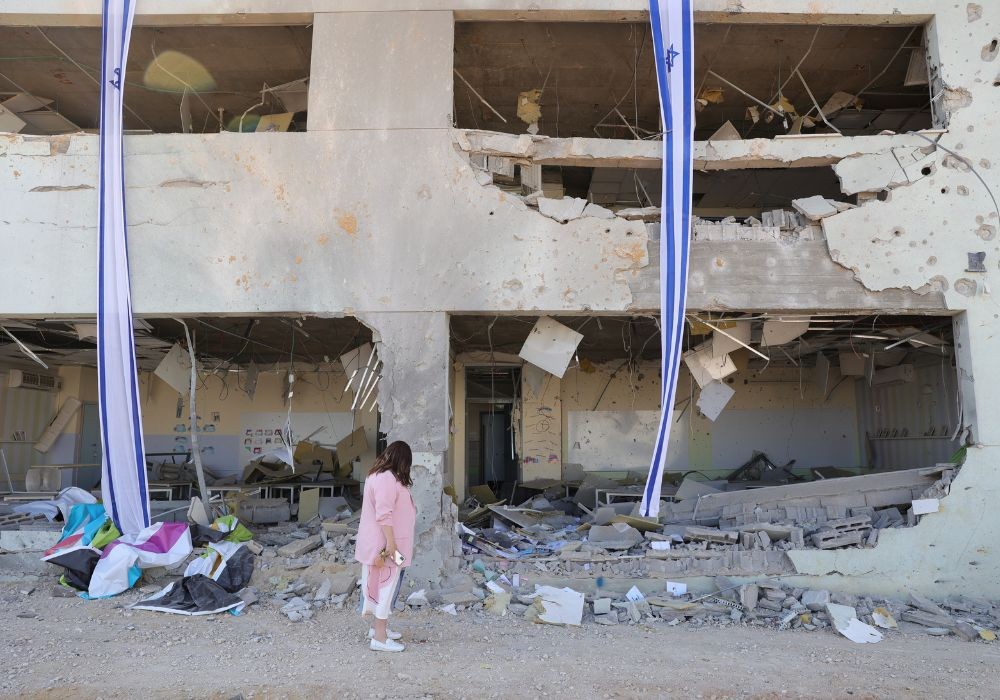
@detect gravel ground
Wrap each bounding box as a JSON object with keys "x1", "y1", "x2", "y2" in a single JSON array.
[{"x1": 2, "y1": 582, "x2": 999, "y2": 700}]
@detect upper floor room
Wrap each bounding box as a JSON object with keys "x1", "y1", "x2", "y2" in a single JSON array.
[{"x1": 0, "y1": 2, "x2": 964, "y2": 141}]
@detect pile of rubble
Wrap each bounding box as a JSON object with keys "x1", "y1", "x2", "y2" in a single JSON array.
[
  {"x1": 456, "y1": 464, "x2": 958, "y2": 581},
  {"x1": 236, "y1": 513, "x2": 998, "y2": 644}
]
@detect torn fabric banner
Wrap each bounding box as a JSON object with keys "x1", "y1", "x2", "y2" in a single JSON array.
[
  {"x1": 98, "y1": 0, "x2": 149, "y2": 535},
  {"x1": 86, "y1": 522, "x2": 192, "y2": 599},
  {"x1": 641, "y1": 0, "x2": 695, "y2": 518}
]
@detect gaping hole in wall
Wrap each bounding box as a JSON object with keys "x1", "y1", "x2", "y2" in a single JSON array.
[
  {"x1": 0, "y1": 25, "x2": 311, "y2": 134},
  {"x1": 0, "y1": 316, "x2": 378, "y2": 524},
  {"x1": 467, "y1": 153, "x2": 848, "y2": 231},
  {"x1": 453, "y1": 21, "x2": 933, "y2": 140},
  {"x1": 450, "y1": 313, "x2": 964, "y2": 561}
]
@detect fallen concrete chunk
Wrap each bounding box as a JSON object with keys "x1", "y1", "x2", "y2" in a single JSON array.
[
  {"x1": 328, "y1": 571, "x2": 357, "y2": 596},
  {"x1": 901, "y1": 609, "x2": 956, "y2": 628},
  {"x1": 683, "y1": 526, "x2": 738, "y2": 544},
  {"x1": 908, "y1": 593, "x2": 950, "y2": 617},
  {"x1": 588, "y1": 523, "x2": 643, "y2": 550},
  {"x1": 593, "y1": 598, "x2": 612, "y2": 616},
  {"x1": 277, "y1": 535, "x2": 322, "y2": 559},
  {"x1": 792, "y1": 195, "x2": 839, "y2": 221},
  {"x1": 801, "y1": 590, "x2": 831, "y2": 612},
  {"x1": 485, "y1": 592, "x2": 511, "y2": 616},
  {"x1": 951, "y1": 621, "x2": 980, "y2": 642},
  {"x1": 538, "y1": 196, "x2": 587, "y2": 223},
  {"x1": 406, "y1": 589, "x2": 428, "y2": 607}
]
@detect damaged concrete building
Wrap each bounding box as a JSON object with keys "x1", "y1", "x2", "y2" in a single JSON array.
[{"x1": 1, "y1": 0, "x2": 999, "y2": 606}]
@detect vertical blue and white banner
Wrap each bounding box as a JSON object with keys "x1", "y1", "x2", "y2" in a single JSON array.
[
  {"x1": 641, "y1": 0, "x2": 694, "y2": 518},
  {"x1": 98, "y1": 1, "x2": 149, "y2": 534}
]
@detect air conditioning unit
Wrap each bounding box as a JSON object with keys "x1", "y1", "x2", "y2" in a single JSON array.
[{"x1": 7, "y1": 369, "x2": 61, "y2": 391}]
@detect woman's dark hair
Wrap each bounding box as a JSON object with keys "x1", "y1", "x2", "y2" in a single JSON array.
[{"x1": 368, "y1": 440, "x2": 413, "y2": 487}]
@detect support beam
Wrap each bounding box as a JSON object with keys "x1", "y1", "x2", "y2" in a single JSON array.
[{"x1": 456, "y1": 129, "x2": 947, "y2": 171}]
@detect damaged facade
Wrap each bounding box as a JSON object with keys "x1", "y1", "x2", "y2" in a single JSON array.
[{"x1": 0, "y1": 0, "x2": 999, "y2": 618}]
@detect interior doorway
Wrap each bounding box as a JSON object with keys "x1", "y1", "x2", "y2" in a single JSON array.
[{"x1": 465, "y1": 366, "x2": 520, "y2": 491}]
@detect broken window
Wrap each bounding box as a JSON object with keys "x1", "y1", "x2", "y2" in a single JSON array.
[
  {"x1": 453, "y1": 21, "x2": 933, "y2": 141},
  {"x1": 0, "y1": 25, "x2": 311, "y2": 134}
]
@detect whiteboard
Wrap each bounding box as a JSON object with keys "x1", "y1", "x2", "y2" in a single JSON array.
[{"x1": 567, "y1": 410, "x2": 689, "y2": 472}]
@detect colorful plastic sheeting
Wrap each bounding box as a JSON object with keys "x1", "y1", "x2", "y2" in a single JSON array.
[{"x1": 85, "y1": 522, "x2": 192, "y2": 599}]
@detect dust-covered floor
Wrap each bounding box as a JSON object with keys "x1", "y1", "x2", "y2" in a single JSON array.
[{"x1": 1, "y1": 583, "x2": 998, "y2": 700}]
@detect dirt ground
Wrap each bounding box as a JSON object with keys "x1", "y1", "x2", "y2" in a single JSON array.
[{"x1": 2, "y1": 583, "x2": 998, "y2": 700}]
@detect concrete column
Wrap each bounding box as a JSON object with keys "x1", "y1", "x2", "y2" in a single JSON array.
[
  {"x1": 307, "y1": 10, "x2": 454, "y2": 131},
  {"x1": 358, "y1": 311, "x2": 460, "y2": 584}
]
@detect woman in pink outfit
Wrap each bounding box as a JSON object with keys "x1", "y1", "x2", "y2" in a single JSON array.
[{"x1": 354, "y1": 440, "x2": 417, "y2": 652}]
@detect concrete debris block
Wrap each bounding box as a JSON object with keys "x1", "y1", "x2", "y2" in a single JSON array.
[
  {"x1": 901, "y1": 609, "x2": 956, "y2": 628},
  {"x1": 911, "y1": 498, "x2": 940, "y2": 515},
  {"x1": 277, "y1": 535, "x2": 322, "y2": 559},
  {"x1": 406, "y1": 589, "x2": 429, "y2": 607},
  {"x1": 438, "y1": 603, "x2": 459, "y2": 616},
  {"x1": 683, "y1": 526, "x2": 738, "y2": 544},
  {"x1": 238, "y1": 587, "x2": 259, "y2": 607},
  {"x1": 801, "y1": 590, "x2": 831, "y2": 612},
  {"x1": 925, "y1": 627, "x2": 951, "y2": 636},
  {"x1": 440, "y1": 591, "x2": 480, "y2": 606},
  {"x1": 593, "y1": 598, "x2": 612, "y2": 616},
  {"x1": 615, "y1": 206, "x2": 661, "y2": 222},
  {"x1": 328, "y1": 571, "x2": 358, "y2": 596},
  {"x1": 908, "y1": 593, "x2": 950, "y2": 617},
  {"x1": 738, "y1": 584, "x2": 759, "y2": 611},
  {"x1": 588, "y1": 523, "x2": 643, "y2": 550},
  {"x1": 314, "y1": 578, "x2": 332, "y2": 601},
  {"x1": 537, "y1": 196, "x2": 588, "y2": 223},
  {"x1": 582, "y1": 202, "x2": 615, "y2": 219},
  {"x1": 485, "y1": 592, "x2": 511, "y2": 616},
  {"x1": 50, "y1": 585, "x2": 78, "y2": 598},
  {"x1": 791, "y1": 195, "x2": 839, "y2": 221},
  {"x1": 951, "y1": 621, "x2": 980, "y2": 642},
  {"x1": 593, "y1": 613, "x2": 618, "y2": 625},
  {"x1": 244, "y1": 540, "x2": 264, "y2": 555}
]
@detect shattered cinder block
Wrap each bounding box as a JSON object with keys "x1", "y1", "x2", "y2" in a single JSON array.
[
  {"x1": 277, "y1": 535, "x2": 322, "y2": 558},
  {"x1": 683, "y1": 526, "x2": 738, "y2": 545}
]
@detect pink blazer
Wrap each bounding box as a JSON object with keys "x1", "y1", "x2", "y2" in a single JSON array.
[{"x1": 354, "y1": 470, "x2": 417, "y2": 567}]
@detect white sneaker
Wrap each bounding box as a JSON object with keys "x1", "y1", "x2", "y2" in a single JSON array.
[
  {"x1": 370, "y1": 638, "x2": 405, "y2": 652},
  {"x1": 368, "y1": 628, "x2": 402, "y2": 640}
]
